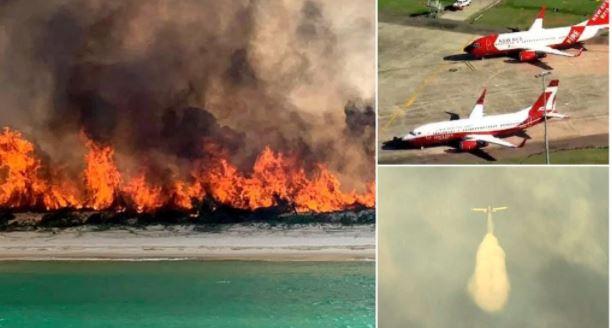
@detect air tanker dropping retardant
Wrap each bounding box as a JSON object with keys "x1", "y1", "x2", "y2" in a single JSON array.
[
  {"x1": 464, "y1": 0, "x2": 609, "y2": 63},
  {"x1": 472, "y1": 206, "x2": 507, "y2": 234},
  {"x1": 383, "y1": 80, "x2": 566, "y2": 161}
]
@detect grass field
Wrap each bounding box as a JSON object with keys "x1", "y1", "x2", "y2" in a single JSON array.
[
  {"x1": 378, "y1": 0, "x2": 455, "y2": 16},
  {"x1": 471, "y1": 0, "x2": 601, "y2": 28},
  {"x1": 506, "y1": 147, "x2": 609, "y2": 164}
]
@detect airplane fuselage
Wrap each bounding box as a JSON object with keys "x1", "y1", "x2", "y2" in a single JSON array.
[
  {"x1": 464, "y1": 0, "x2": 609, "y2": 60},
  {"x1": 473, "y1": 206, "x2": 506, "y2": 234},
  {"x1": 497, "y1": 25, "x2": 599, "y2": 50},
  {"x1": 467, "y1": 24, "x2": 603, "y2": 58},
  {"x1": 402, "y1": 108, "x2": 539, "y2": 148}
]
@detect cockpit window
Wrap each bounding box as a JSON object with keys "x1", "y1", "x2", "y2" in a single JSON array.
[
  {"x1": 473, "y1": 43, "x2": 480, "y2": 48},
  {"x1": 409, "y1": 131, "x2": 416, "y2": 136}
]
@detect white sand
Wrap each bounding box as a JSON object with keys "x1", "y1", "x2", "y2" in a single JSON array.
[{"x1": 0, "y1": 224, "x2": 375, "y2": 261}]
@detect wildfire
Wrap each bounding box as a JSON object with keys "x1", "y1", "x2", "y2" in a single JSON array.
[
  {"x1": 123, "y1": 174, "x2": 164, "y2": 213},
  {"x1": 83, "y1": 138, "x2": 121, "y2": 210},
  {"x1": 0, "y1": 128, "x2": 81, "y2": 210},
  {"x1": 0, "y1": 127, "x2": 374, "y2": 214}
]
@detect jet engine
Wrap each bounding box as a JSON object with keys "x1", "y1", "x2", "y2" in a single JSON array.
[
  {"x1": 459, "y1": 140, "x2": 479, "y2": 151},
  {"x1": 459, "y1": 140, "x2": 487, "y2": 151},
  {"x1": 518, "y1": 50, "x2": 545, "y2": 62}
]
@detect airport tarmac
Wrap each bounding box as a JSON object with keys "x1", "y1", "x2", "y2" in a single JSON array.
[{"x1": 378, "y1": 21, "x2": 609, "y2": 164}]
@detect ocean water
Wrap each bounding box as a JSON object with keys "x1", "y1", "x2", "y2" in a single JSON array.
[{"x1": 0, "y1": 261, "x2": 374, "y2": 328}]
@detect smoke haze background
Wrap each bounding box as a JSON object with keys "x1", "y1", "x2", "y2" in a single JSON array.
[
  {"x1": 379, "y1": 167, "x2": 608, "y2": 328},
  {"x1": 0, "y1": 0, "x2": 374, "y2": 189}
]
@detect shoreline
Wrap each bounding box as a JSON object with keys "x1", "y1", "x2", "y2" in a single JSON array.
[{"x1": 0, "y1": 224, "x2": 375, "y2": 262}]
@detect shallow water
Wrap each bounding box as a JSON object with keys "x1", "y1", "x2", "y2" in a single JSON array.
[{"x1": 0, "y1": 261, "x2": 374, "y2": 328}]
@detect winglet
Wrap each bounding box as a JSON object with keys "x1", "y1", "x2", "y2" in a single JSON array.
[
  {"x1": 469, "y1": 88, "x2": 486, "y2": 119},
  {"x1": 476, "y1": 88, "x2": 487, "y2": 105},
  {"x1": 529, "y1": 7, "x2": 546, "y2": 30},
  {"x1": 537, "y1": 6, "x2": 546, "y2": 19}
]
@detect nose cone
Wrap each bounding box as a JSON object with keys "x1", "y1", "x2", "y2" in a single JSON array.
[{"x1": 464, "y1": 43, "x2": 475, "y2": 54}]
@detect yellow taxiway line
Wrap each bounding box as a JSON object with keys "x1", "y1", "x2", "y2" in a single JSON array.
[
  {"x1": 382, "y1": 37, "x2": 477, "y2": 131},
  {"x1": 382, "y1": 63, "x2": 446, "y2": 130}
]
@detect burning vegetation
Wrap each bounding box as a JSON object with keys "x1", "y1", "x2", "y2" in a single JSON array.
[
  {"x1": 0, "y1": 127, "x2": 373, "y2": 218},
  {"x1": 0, "y1": 0, "x2": 375, "y2": 225}
]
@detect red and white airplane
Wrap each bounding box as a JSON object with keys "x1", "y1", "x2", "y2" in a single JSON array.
[
  {"x1": 463, "y1": 0, "x2": 608, "y2": 63},
  {"x1": 383, "y1": 80, "x2": 566, "y2": 161}
]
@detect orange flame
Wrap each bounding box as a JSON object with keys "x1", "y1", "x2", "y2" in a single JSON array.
[
  {"x1": 200, "y1": 147, "x2": 373, "y2": 212},
  {"x1": 123, "y1": 174, "x2": 164, "y2": 213},
  {"x1": 172, "y1": 180, "x2": 204, "y2": 211},
  {"x1": 84, "y1": 139, "x2": 122, "y2": 210},
  {"x1": 0, "y1": 128, "x2": 82, "y2": 210},
  {"x1": 45, "y1": 169, "x2": 83, "y2": 210},
  {"x1": 0, "y1": 127, "x2": 374, "y2": 213},
  {"x1": 0, "y1": 128, "x2": 47, "y2": 208}
]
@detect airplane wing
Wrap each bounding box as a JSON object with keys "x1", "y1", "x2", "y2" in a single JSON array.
[
  {"x1": 492, "y1": 207, "x2": 508, "y2": 212},
  {"x1": 469, "y1": 88, "x2": 486, "y2": 119},
  {"x1": 465, "y1": 134, "x2": 519, "y2": 148},
  {"x1": 472, "y1": 208, "x2": 488, "y2": 213},
  {"x1": 528, "y1": 6, "x2": 546, "y2": 31},
  {"x1": 528, "y1": 46, "x2": 583, "y2": 57}
]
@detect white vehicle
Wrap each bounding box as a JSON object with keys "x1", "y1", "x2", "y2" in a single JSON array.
[{"x1": 453, "y1": 0, "x2": 472, "y2": 10}]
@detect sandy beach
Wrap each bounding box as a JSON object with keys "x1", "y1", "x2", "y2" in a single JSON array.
[{"x1": 0, "y1": 224, "x2": 375, "y2": 261}]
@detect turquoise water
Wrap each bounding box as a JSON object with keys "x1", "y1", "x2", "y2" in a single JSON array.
[{"x1": 0, "y1": 261, "x2": 374, "y2": 328}]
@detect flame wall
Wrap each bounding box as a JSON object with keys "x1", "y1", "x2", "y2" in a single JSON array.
[{"x1": 0, "y1": 128, "x2": 374, "y2": 212}]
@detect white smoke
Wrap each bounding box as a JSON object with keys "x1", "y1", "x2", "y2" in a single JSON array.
[{"x1": 467, "y1": 233, "x2": 511, "y2": 313}]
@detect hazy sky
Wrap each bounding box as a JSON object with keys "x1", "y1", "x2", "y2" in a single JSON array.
[{"x1": 379, "y1": 167, "x2": 608, "y2": 328}]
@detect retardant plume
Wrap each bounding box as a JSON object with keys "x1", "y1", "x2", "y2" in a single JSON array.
[{"x1": 467, "y1": 233, "x2": 511, "y2": 312}]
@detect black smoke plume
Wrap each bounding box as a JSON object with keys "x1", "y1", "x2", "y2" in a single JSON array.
[{"x1": 0, "y1": 0, "x2": 374, "y2": 188}]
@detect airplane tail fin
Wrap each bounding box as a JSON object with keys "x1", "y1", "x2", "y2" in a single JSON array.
[
  {"x1": 587, "y1": 0, "x2": 609, "y2": 27},
  {"x1": 528, "y1": 80, "x2": 559, "y2": 119}
]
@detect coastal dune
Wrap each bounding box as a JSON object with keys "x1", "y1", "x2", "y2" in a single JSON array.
[{"x1": 0, "y1": 225, "x2": 375, "y2": 261}]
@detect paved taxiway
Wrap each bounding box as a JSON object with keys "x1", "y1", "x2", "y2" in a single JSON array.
[{"x1": 378, "y1": 20, "x2": 608, "y2": 164}]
